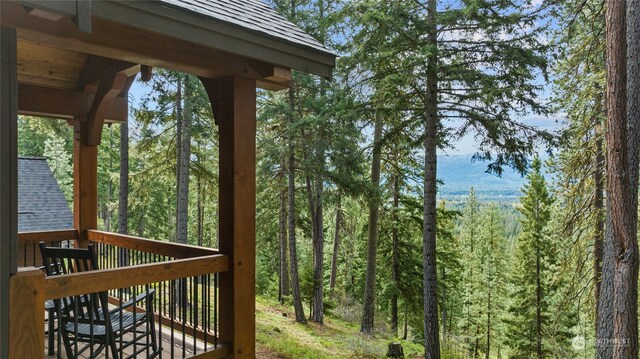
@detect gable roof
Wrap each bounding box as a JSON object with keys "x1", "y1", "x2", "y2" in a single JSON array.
[
  {"x1": 160, "y1": 0, "x2": 331, "y2": 56},
  {"x1": 18, "y1": 157, "x2": 73, "y2": 232}
]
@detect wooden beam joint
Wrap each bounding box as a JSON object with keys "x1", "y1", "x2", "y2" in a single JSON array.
[
  {"x1": 77, "y1": 54, "x2": 137, "y2": 92},
  {"x1": 85, "y1": 73, "x2": 128, "y2": 146}
]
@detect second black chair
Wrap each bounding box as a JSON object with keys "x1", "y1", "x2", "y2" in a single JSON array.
[{"x1": 39, "y1": 241, "x2": 159, "y2": 359}]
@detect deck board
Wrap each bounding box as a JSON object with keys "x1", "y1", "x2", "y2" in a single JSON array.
[{"x1": 44, "y1": 316, "x2": 213, "y2": 359}]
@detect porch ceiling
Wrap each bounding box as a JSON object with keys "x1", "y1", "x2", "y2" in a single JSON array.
[
  {"x1": 17, "y1": 40, "x2": 86, "y2": 90},
  {"x1": 1, "y1": 0, "x2": 336, "y2": 123}
]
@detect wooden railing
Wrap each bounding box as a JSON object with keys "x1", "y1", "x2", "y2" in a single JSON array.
[
  {"x1": 17, "y1": 229, "x2": 78, "y2": 267},
  {"x1": 11, "y1": 229, "x2": 232, "y2": 359}
]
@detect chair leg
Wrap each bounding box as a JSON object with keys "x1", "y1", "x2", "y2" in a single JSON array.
[
  {"x1": 47, "y1": 309, "x2": 55, "y2": 356},
  {"x1": 108, "y1": 331, "x2": 120, "y2": 359},
  {"x1": 60, "y1": 327, "x2": 75, "y2": 359},
  {"x1": 149, "y1": 314, "x2": 159, "y2": 354}
]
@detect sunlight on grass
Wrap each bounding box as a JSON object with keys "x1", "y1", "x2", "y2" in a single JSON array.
[{"x1": 256, "y1": 296, "x2": 424, "y2": 359}]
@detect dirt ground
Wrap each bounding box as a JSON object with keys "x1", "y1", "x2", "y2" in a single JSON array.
[{"x1": 256, "y1": 344, "x2": 285, "y2": 359}]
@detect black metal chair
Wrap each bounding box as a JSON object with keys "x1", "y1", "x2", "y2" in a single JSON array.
[{"x1": 39, "y1": 242, "x2": 160, "y2": 359}]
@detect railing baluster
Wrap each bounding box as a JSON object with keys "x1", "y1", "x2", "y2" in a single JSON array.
[{"x1": 23, "y1": 230, "x2": 226, "y2": 359}]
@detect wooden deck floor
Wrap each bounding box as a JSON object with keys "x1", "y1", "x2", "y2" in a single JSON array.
[{"x1": 45, "y1": 323, "x2": 212, "y2": 358}]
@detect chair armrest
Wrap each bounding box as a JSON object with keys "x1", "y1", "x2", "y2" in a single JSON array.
[{"x1": 110, "y1": 289, "x2": 156, "y2": 313}]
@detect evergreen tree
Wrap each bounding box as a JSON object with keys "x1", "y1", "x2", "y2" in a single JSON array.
[
  {"x1": 541, "y1": 203, "x2": 579, "y2": 357},
  {"x1": 435, "y1": 201, "x2": 461, "y2": 350},
  {"x1": 505, "y1": 158, "x2": 553, "y2": 358},
  {"x1": 459, "y1": 188, "x2": 483, "y2": 355},
  {"x1": 345, "y1": 1, "x2": 554, "y2": 352},
  {"x1": 477, "y1": 203, "x2": 508, "y2": 359}
]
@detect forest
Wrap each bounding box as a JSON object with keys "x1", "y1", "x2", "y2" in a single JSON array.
[{"x1": 16, "y1": 0, "x2": 640, "y2": 358}]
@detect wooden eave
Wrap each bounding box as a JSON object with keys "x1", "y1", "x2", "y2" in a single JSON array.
[{"x1": 9, "y1": 0, "x2": 335, "y2": 79}]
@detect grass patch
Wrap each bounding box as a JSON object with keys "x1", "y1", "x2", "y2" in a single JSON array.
[{"x1": 256, "y1": 296, "x2": 424, "y2": 358}]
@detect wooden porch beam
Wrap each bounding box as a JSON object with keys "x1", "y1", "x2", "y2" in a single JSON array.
[
  {"x1": 201, "y1": 76, "x2": 256, "y2": 359},
  {"x1": 85, "y1": 72, "x2": 128, "y2": 146},
  {"x1": 1, "y1": 2, "x2": 289, "y2": 90},
  {"x1": 73, "y1": 117, "x2": 97, "y2": 247},
  {"x1": 18, "y1": 83, "x2": 128, "y2": 121},
  {"x1": 0, "y1": 26, "x2": 18, "y2": 359}
]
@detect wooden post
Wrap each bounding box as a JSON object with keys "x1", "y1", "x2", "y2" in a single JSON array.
[
  {"x1": 0, "y1": 26, "x2": 18, "y2": 359},
  {"x1": 201, "y1": 76, "x2": 256, "y2": 358},
  {"x1": 73, "y1": 118, "x2": 98, "y2": 247},
  {"x1": 8, "y1": 268, "x2": 45, "y2": 359}
]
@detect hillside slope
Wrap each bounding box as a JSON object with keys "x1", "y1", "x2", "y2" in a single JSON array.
[{"x1": 256, "y1": 297, "x2": 423, "y2": 358}]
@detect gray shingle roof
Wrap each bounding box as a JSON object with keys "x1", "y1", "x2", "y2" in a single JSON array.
[
  {"x1": 18, "y1": 157, "x2": 73, "y2": 232},
  {"x1": 159, "y1": 0, "x2": 332, "y2": 55}
]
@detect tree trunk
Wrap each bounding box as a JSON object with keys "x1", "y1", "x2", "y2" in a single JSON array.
[
  {"x1": 301, "y1": 129, "x2": 321, "y2": 321},
  {"x1": 613, "y1": 1, "x2": 640, "y2": 356},
  {"x1": 118, "y1": 120, "x2": 129, "y2": 267},
  {"x1": 329, "y1": 192, "x2": 341, "y2": 292},
  {"x1": 279, "y1": 186, "x2": 290, "y2": 302},
  {"x1": 360, "y1": 111, "x2": 383, "y2": 335},
  {"x1": 104, "y1": 126, "x2": 114, "y2": 232},
  {"x1": 176, "y1": 75, "x2": 190, "y2": 245},
  {"x1": 197, "y1": 146, "x2": 203, "y2": 247},
  {"x1": 474, "y1": 326, "x2": 479, "y2": 359},
  {"x1": 441, "y1": 266, "x2": 447, "y2": 344},
  {"x1": 174, "y1": 76, "x2": 183, "y2": 242},
  {"x1": 485, "y1": 290, "x2": 490, "y2": 359},
  {"x1": 599, "y1": 1, "x2": 640, "y2": 357},
  {"x1": 423, "y1": 0, "x2": 441, "y2": 357},
  {"x1": 403, "y1": 306, "x2": 408, "y2": 340},
  {"x1": 593, "y1": 122, "x2": 604, "y2": 328},
  {"x1": 536, "y1": 242, "x2": 542, "y2": 359},
  {"x1": 311, "y1": 151, "x2": 324, "y2": 324},
  {"x1": 137, "y1": 209, "x2": 145, "y2": 237},
  {"x1": 310, "y1": 0, "x2": 327, "y2": 325},
  {"x1": 288, "y1": 81, "x2": 306, "y2": 323},
  {"x1": 391, "y1": 173, "x2": 399, "y2": 336}
]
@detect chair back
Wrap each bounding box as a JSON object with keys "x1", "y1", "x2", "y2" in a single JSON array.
[{"x1": 38, "y1": 242, "x2": 110, "y2": 328}]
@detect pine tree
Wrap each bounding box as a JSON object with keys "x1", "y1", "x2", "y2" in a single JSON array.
[
  {"x1": 540, "y1": 203, "x2": 579, "y2": 357},
  {"x1": 477, "y1": 203, "x2": 508, "y2": 359},
  {"x1": 435, "y1": 201, "x2": 461, "y2": 349},
  {"x1": 344, "y1": 1, "x2": 554, "y2": 352},
  {"x1": 553, "y1": 0, "x2": 605, "y2": 331},
  {"x1": 459, "y1": 188, "x2": 483, "y2": 355},
  {"x1": 505, "y1": 158, "x2": 553, "y2": 358}
]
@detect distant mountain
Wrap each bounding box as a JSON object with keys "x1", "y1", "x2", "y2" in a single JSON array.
[{"x1": 436, "y1": 154, "x2": 527, "y2": 203}]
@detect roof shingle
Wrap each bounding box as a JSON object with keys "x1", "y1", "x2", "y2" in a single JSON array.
[
  {"x1": 18, "y1": 157, "x2": 73, "y2": 232},
  {"x1": 159, "y1": 0, "x2": 332, "y2": 55}
]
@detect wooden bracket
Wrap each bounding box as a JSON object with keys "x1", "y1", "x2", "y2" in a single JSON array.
[
  {"x1": 85, "y1": 73, "x2": 128, "y2": 146},
  {"x1": 17, "y1": 83, "x2": 128, "y2": 122},
  {"x1": 77, "y1": 54, "x2": 137, "y2": 92},
  {"x1": 199, "y1": 76, "x2": 222, "y2": 126}
]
